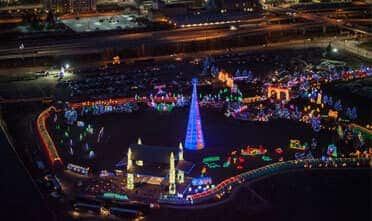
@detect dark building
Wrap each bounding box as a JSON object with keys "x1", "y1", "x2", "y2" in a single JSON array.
[
  {"x1": 43, "y1": 0, "x2": 71, "y2": 14},
  {"x1": 70, "y1": 0, "x2": 96, "y2": 13},
  {"x1": 43, "y1": 0, "x2": 96, "y2": 14},
  {"x1": 126, "y1": 143, "x2": 194, "y2": 194},
  {"x1": 207, "y1": 0, "x2": 260, "y2": 11}
]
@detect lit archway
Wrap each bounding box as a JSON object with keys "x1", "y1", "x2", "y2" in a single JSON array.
[{"x1": 267, "y1": 86, "x2": 290, "y2": 101}]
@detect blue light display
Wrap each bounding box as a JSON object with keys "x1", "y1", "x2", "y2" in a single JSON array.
[{"x1": 185, "y1": 78, "x2": 205, "y2": 150}]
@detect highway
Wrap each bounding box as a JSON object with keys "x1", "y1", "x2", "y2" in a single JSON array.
[
  {"x1": 297, "y1": 12, "x2": 371, "y2": 35},
  {"x1": 270, "y1": 5, "x2": 372, "y2": 35},
  {"x1": 0, "y1": 19, "x2": 326, "y2": 60},
  {"x1": 0, "y1": 5, "x2": 368, "y2": 62},
  {"x1": 0, "y1": 17, "x2": 282, "y2": 49}
]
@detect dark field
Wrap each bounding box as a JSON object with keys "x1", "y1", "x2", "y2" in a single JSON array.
[
  {"x1": 147, "y1": 169, "x2": 371, "y2": 221},
  {"x1": 0, "y1": 129, "x2": 55, "y2": 221},
  {"x1": 49, "y1": 107, "x2": 334, "y2": 181},
  {"x1": 323, "y1": 77, "x2": 372, "y2": 123}
]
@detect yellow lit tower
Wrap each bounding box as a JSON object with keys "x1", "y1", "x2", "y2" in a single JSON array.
[
  {"x1": 177, "y1": 142, "x2": 184, "y2": 183},
  {"x1": 169, "y1": 152, "x2": 176, "y2": 194},
  {"x1": 316, "y1": 92, "x2": 322, "y2": 105},
  {"x1": 126, "y1": 148, "x2": 134, "y2": 190}
]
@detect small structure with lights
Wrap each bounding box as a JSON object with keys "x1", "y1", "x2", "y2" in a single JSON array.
[
  {"x1": 289, "y1": 139, "x2": 307, "y2": 150},
  {"x1": 126, "y1": 142, "x2": 194, "y2": 195},
  {"x1": 241, "y1": 146, "x2": 267, "y2": 156},
  {"x1": 67, "y1": 163, "x2": 90, "y2": 176}
]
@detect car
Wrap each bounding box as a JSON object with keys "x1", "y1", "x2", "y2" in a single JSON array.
[{"x1": 50, "y1": 191, "x2": 61, "y2": 199}]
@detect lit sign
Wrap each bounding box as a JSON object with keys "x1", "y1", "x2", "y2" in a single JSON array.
[
  {"x1": 202, "y1": 156, "x2": 220, "y2": 164},
  {"x1": 102, "y1": 192, "x2": 128, "y2": 201}
]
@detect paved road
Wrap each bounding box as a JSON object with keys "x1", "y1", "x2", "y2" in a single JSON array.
[
  {"x1": 272, "y1": 6, "x2": 372, "y2": 36},
  {"x1": 1, "y1": 6, "x2": 368, "y2": 61},
  {"x1": 0, "y1": 20, "x2": 325, "y2": 60}
]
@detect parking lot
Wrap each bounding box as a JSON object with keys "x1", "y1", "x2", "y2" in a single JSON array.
[{"x1": 62, "y1": 14, "x2": 145, "y2": 32}]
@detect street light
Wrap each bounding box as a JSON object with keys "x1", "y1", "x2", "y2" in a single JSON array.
[
  {"x1": 65, "y1": 64, "x2": 70, "y2": 69},
  {"x1": 332, "y1": 48, "x2": 338, "y2": 53},
  {"x1": 230, "y1": 25, "x2": 238, "y2": 31}
]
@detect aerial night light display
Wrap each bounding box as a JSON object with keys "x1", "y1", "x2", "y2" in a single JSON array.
[{"x1": 0, "y1": 1, "x2": 371, "y2": 220}]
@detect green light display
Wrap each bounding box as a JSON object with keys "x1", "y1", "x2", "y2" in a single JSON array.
[
  {"x1": 102, "y1": 192, "x2": 128, "y2": 201},
  {"x1": 202, "y1": 156, "x2": 220, "y2": 163}
]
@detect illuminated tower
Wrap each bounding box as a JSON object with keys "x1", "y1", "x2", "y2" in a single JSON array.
[
  {"x1": 316, "y1": 92, "x2": 322, "y2": 105},
  {"x1": 178, "y1": 142, "x2": 184, "y2": 161},
  {"x1": 177, "y1": 142, "x2": 185, "y2": 184},
  {"x1": 169, "y1": 152, "x2": 176, "y2": 194},
  {"x1": 127, "y1": 148, "x2": 133, "y2": 169},
  {"x1": 126, "y1": 148, "x2": 134, "y2": 190},
  {"x1": 185, "y1": 78, "x2": 205, "y2": 150}
]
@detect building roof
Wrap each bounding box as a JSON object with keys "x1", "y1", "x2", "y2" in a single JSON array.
[
  {"x1": 176, "y1": 160, "x2": 194, "y2": 174},
  {"x1": 168, "y1": 11, "x2": 255, "y2": 27},
  {"x1": 128, "y1": 160, "x2": 194, "y2": 177},
  {"x1": 128, "y1": 165, "x2": 169, "y2": 177},
  {"x1": 129, "y1": 144, "x2": 179, "y2": 164}
]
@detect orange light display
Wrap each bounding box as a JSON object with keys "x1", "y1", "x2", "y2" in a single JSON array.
[
  {"x1": 218, "y1": 70, "x2": 234, "y2": 88},
  {"x1": 328, "y1": 110, "x2": 338, "y2": 119},
  {"x1": 112, "y1": 56, "x2": 120, "y2": 65},
  {"x1": 36, "y1": 106, "x2": 63, "y2": 166},
  {"x1": 242, "y1": 96, "x2": 261, "y2": 104},
  {"x1": 267, "y1": 86, "x2": 290, "y2": 101}
]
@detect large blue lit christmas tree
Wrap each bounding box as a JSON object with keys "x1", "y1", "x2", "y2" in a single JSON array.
[{"x1": 185, "y1": 78, "x2": 205, "y2": 150}]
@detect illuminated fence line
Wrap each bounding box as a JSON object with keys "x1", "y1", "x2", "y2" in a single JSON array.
[
  {"x1": 159, "y1": 157, "x2": 371, "y2": 205},
  {"x1": 242, "y1": 96, "x2": 263, "y2": 104},
  {"x1": 36, "y1": 106, "x2": 63, "y2": 166},
  {"x1": 69, "y1": 95, "x2": 263, "y2": 110},
  {"x1": 70, "y1": 97, "x2": 178, "y2": 109},
  {"x1": 0, "y1": 96, "x2": 53, "y2": 104},
  {"x1": 350, "y1": 123, "x2": 372, "y2": 140}
]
